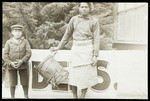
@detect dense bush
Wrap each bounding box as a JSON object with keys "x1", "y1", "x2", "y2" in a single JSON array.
[{"x1": 2, "y1": 2, "x2": 115, "y2": 50}]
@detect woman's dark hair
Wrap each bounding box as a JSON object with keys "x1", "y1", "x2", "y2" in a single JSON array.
[{"x1": 78, "y1": 2, "x2": 92, "y2": 10}]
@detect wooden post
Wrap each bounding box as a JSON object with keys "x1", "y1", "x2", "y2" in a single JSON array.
[{"x1": 113, "y1": 3, "x2": 118, "y2": 42}]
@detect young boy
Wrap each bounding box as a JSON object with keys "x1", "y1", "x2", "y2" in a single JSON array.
[{"x1": 3, "y1": 24, "x2": 32, "y2": 99}]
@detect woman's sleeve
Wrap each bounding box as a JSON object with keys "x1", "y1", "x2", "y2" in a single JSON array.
[
  {"x1": 3, "y1": 41, "x2": 12, "y2": 65},
  {"x1": 57, "y1": 17, "x2": 74, "y2": 49},
  {"x1": 93, "y1": 20, "x2": 100, "y2": 57}
]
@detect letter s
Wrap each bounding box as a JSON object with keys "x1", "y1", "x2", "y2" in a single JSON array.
[{"x1": 91, "y1": 60, "x2": 111, "y2": 92}]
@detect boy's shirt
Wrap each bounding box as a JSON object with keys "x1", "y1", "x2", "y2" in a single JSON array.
[{"x1": 3, "y1": 38, "x2": 32, "y2": 70}]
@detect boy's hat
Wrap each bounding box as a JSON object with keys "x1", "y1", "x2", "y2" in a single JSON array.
[{"x1": 11, "y1": 24, "x2": 23, "y2": 30}]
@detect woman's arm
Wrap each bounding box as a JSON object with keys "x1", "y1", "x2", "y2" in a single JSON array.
[
  {"x1": 57, "y1": 17, "x2": 74, "y2": 49},
  {"x1": 93, "y1": 19, "x2": 100, "y2": 57}
]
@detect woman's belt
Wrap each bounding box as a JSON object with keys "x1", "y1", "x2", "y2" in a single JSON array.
[{"x1": 73, "y1": 40, "x2": 93, "y2": 46}]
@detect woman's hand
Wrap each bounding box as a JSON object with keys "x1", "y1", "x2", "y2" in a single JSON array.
[{"x1": 92, "y1": 56, "x2": 97, "y2": 66}]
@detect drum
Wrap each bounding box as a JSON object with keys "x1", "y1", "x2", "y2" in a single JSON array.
[{"x1": 34, "y1": 53, "x2": 69, "y2": 88}]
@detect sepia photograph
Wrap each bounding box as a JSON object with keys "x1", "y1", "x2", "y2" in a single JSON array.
[{"x1": 2, "y1": 2, "x2": 148, "y2": 99}]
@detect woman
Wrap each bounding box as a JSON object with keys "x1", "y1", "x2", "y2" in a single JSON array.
[{"x1": 51, "y1": 2, "x2": 100, "y2": 98}]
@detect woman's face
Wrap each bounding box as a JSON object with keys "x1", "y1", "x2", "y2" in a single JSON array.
[
  {"x1": 79, "y1": 3, "x2": 90, "y2": 16},
  {"x1": 11, "y1": 29, "x2": 23, "y2": 39}
]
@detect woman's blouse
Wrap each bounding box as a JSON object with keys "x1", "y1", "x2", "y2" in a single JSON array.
[{"x1": 57, "y1": 14, "x2": 100, "y2": 57}]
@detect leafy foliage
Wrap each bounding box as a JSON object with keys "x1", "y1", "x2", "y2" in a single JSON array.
[{"x1": 3, "y1": 2, "x2": 115, "y2": 50}]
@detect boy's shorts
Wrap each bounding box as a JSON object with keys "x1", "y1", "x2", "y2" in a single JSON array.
[{"x1": 8, "y1": 69, "x2": 29, "y2": 86}]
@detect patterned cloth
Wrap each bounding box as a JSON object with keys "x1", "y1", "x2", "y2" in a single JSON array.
[
  {"x1": 69, "y1": 40, "x2": 98, "y2": 90},
  {"x1": 68, "y1": 65, "x2": 98, "y2": 90},
  {"x1": 71, "y1": 40, "x2": 93, "y2": 67}
]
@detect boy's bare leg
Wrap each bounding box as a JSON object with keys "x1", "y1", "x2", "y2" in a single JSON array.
[
  {"x1": 22, "y1": 85, "x2": 28, "y2": 98},
  {"x1": 72, "y1": 86, "x2": 78, "y2": 99},
  {"x1": 80, "y1": 88, "x2": 88, "y2": 99},
  {"x1": 10, "y1": 86, "x2": 16, "y2": 99}
]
